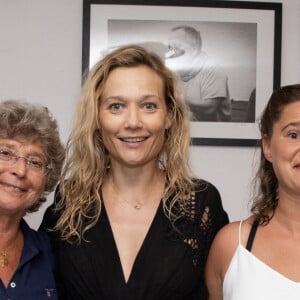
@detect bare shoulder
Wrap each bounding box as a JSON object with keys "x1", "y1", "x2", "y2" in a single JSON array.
[
  {"x1": 205, "y1": 218, "x2": 256, "y2": 299},
  {"x1": 205, "y1": 221, "x2": 241, "y2": 300},
  {"x1": 212, "y1": 221, "x2": 240, "y2": 250},
  {"x1": 206, "y1": 219, "x2": 253, "y2": 280}
]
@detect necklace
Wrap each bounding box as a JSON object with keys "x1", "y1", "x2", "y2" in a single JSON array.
[
  {"x1": 122, "y1": 199, "x2": 143, "y2": 210},
  {"x1": 0, "y1": 252, "x2": 8, "y2": 267},
  {"x1": 108, "y1": 182, "x2": 144, "y2": 210},
  {"x1": 0, "y1": 231, "x2": 20, "y2": 268}
]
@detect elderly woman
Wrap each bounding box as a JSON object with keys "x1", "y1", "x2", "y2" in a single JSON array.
[{"x1": 0, "y1": 100, "x2": 64, "y2": 299}]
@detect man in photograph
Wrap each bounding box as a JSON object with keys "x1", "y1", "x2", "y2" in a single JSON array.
[{"x1": 165, "y1": 25, "x2": 232, "y2": 122}]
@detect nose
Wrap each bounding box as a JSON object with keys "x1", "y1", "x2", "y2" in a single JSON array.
[
  {"x1": 10, "y1": 157, "x2": 27, "y2": 177},
  {"x1": 125, "y1": 106, "x2": 142, "y2": 129}
]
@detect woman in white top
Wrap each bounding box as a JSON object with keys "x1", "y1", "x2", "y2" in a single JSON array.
[{"x1": 205, "y1": 84, "x2": 300, "y2": 300}]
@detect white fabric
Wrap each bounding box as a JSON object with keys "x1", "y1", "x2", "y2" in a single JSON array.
[{"x1": 223, "y1": 221, "x2": 300, "y2": 299}]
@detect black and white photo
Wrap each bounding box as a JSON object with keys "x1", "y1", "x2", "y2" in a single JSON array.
[{"x1": 83, "y1": 0, "x2": 282, "y2": 146}]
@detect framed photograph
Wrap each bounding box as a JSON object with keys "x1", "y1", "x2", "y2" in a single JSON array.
[{"x1": 82, "y1": 0, "x2": 282, "y2": 146}]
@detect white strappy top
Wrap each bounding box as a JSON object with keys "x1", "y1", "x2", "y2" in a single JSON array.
[{"x1": 223, "y1": 221, "x2": 300, "y2": 299}]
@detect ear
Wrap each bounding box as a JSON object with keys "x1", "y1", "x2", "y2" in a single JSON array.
[{"x1": 262, "y1": 135, "x2": 273, "y2": 163}]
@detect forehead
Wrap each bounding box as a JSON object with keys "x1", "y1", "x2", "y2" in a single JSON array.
[
  {"x1": 169, "y1": 29, "x2": 186, "y2": 41},
  {"x1": 277, "y1": 102, "x2": 300, "y2": 122},
  {"x1": 108, "y1": 65, "x2": 159, "y2": 77},
  {"x1": 0, "y1": 138, "x2": 45, "y2": 154},
  {"x1": 272, "y1": 102, "x2": 300, "y2": 132},
  {"x1": 104, "y1": 65, "x2": 164, "y2": 91},
  {"x1": 169, "y1": 29, "x2": 195, "y2": 45}
]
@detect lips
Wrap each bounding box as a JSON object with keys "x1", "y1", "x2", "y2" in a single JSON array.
[
  {"x1": 0, "y1": 181, "x2": 26, "y2": 192},
  {"x1": 119, "y1": 137, "x2": 147, "y2": 143},
  {"x1": 165, "y1": 48, "x2": 185, "y2": 59}
]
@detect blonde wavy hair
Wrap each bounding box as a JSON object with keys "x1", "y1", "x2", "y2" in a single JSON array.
[{"x1": 56, "y1": 45, "x2": 195, "y2": 242}]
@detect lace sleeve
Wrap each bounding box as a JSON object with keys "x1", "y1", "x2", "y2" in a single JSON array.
[
  {"x1": 173, "y1": 179, "x2": 229, "y2": 299},
  {"x1": 194, "y1": 180, "x2": 229, "y2": 256}
]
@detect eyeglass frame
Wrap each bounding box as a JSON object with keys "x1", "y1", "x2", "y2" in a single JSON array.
[{"x1": 0, "y1": 148, "x2": 51, "y2": 174}]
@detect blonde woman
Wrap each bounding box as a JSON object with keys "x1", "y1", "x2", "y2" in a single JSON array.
[{"x1": 41, "y1": 45, "x2": 228, "y2": 300}]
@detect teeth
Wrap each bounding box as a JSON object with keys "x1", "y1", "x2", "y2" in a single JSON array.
[{"x1": 122, "y1": 137, "x2": 146, "y2": 142}]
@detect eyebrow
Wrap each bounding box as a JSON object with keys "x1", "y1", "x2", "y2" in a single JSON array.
[
  {"x1": 102, "y1": 94, "x2": 162, "y2": 102},
  {"x1": 282, "y1": 121, "x2": 300, "y2": 132},
  {"x1": 0, "y1": 143, "x2": 16, "y2": 150},
  {"x1": 0, "y1": 143, "x2": 45, "y2": 159}
]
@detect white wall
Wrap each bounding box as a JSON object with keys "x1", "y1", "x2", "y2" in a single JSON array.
[{"x1": 0, "y1": 0, "x2": 299, "y2": 229}]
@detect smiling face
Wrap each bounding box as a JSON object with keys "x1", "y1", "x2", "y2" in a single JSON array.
[
  {"x1": 165, "y1": 28, "x2": 200, "y2": 78},
  {"x1": 263, "y1": 101, "x2": 300, "y2": 199},
  {"x1": 0, "y1": 138, "x2": 46, "y2": 216},
  {"x1": 98, "y1": 65, "x2": 171, "y2": 169}
]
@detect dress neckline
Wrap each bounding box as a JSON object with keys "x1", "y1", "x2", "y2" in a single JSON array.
[{"x1": 100, "y1": 189, "x2": 163, "y2": 285}]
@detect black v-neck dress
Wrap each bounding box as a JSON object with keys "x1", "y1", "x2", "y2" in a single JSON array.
[{"x1": 39, "y1": 180, "x2": 228, "y2": 300}]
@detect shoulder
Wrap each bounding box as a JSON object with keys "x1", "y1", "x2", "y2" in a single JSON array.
[
  {"x1": 205, "y1": 220, "x2": 241, "y2": 297},
  {"x1": 205, "y1": 217, "x2": 256, "y2": 297},
  {"x1": 21, "y1": 219, "x2": 53, "y2": 254},
  {"x1": 190, "y1": 178, "x2": 229, "y2": 230},
  {"x1": 207, "y1": 216, "x2": 255, "y2": 270},
  {"x1": 192, "y1": 179, "x2": 225, "y2": 213},
  {"x1": 200, "y1": 53, "x2": 227, "y2": 77},
  {"x1": 193, "y1": 179, "x2": 221, "y2": 199},
  {"x1": 211, "y1": 221, "x2": 240, "y2": 250},
  {"x1": 39, "y1": 185, "x2": 62, "y2": 232},
  {"x1": 211, "y1": 216, "x2": 255, "y2": 250},
  {"x1": 206, "y1": 221, "x2": 241, "y2": 283}
]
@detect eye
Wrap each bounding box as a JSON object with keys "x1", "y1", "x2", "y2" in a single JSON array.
[
  {"x1": 288, "y1": 131, "x2": 300, "y2": 139},
  {"x1": 27, "y1": 158, "x2": 44, "y2": 170},
  {"x1": 143, "y1": 102, "x2": 157, "y2": 111},
  {"x1": 0, "y1": 148, "x2": 14, "y2": 160},
  {"x1": 108, "y1": 102, "x2": 124, "y2": 112}
]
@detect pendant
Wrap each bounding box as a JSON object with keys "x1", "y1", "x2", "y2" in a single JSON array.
[
  {"x1": 134, "y1": 203, "x2": 142, "y2": 210},
  {"x1": 0, "y1": 252, "x2": 8, "y2": 267}
]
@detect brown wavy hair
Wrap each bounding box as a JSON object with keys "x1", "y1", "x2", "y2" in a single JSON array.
[
  {"x1": 56, "y1": 45, "x2": 196, "y2": 242},
  {"x1": 251, "y1": 84, "x2": 300, "y2": 224}
]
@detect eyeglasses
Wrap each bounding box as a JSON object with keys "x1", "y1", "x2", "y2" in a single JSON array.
[{"x1": 0, "y1": 148, "x2": 50, "y2": 174}]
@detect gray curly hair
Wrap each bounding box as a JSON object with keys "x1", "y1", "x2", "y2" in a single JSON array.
[{"x1": 0, "y1": 99, "x2": 65, "y2": 212}]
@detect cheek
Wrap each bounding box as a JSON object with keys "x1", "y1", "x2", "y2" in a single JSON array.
[
  {"x1": 100, "y1": 126, "x2": 118, "y2": 151},
  {"x1": 151, "y1": 125, "x2": 168, "y2": 148},
  {"x1": 99, "y1": 112, "x2": 120, "y2": 132},
  {"x1": 33, "y1": 176, "x2": 46, "y2": 193},
  {"x1": 269, "y1": 144, "x2": 292, "y2": 177},
  {"x1": 99, "y1": 118, "x2": 117, "y2": 138},
  {"x1": 147, "y1": 114, "x2": 170, "y2": 131}
]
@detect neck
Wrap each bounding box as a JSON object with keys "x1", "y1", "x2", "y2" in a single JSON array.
[
  {"x1": 0, "y1": 217, "x2": 21, "y2": 249},
  {"x1": 272, "y1": 194, "x2": 300, "y2": 235},
  {"x1": 109, "y1": 161, "x2": 164, "y2": 187},
  {"x1": 103, "y1": 164, "x2": 165, "y2": 207}
]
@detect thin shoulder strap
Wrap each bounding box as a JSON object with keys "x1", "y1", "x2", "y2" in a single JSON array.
[
  {"x1": 246, "y1": 220, "x2": 259, "y2": 252},
  {"x1": 238, "y1": 220, "x2": 243, "y2": 244}
]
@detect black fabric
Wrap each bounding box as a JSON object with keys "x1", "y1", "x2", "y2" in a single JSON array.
[
  {"x1": 39, "y1": 179, "x2": 229, "y2": 300},
  {"x1": 246, "y1": 220, "x2": 259, "y2": 252}
]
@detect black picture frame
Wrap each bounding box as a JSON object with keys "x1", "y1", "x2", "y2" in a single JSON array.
[{"x1": 82, "y1": 0, "x2": 282, "y2": 146}]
